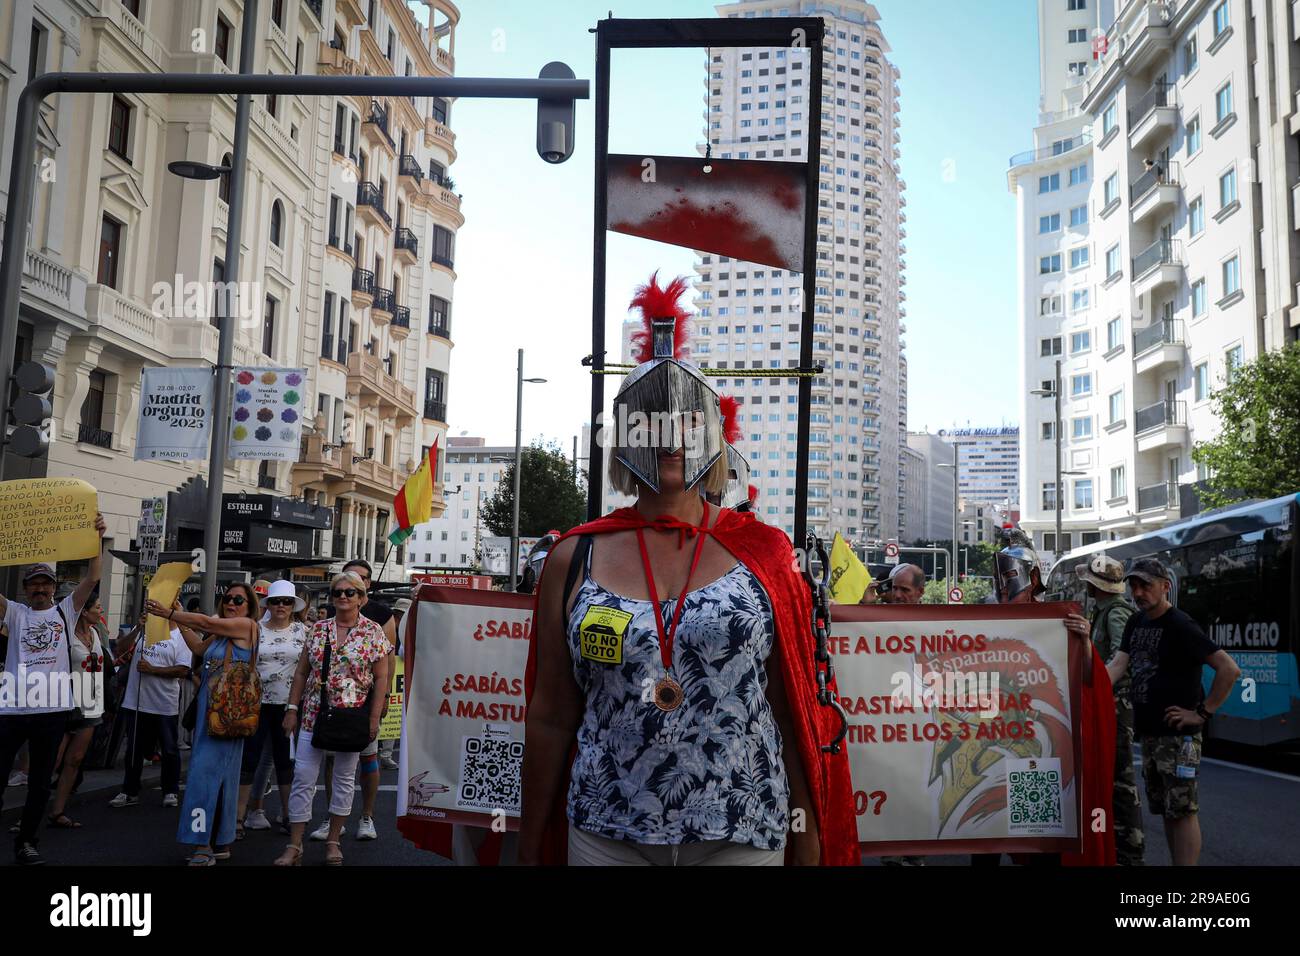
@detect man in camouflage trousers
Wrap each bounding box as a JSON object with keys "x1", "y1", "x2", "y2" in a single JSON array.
[{"x1": 1076, "y1": 555, "x2": 1144, "y2": 865}]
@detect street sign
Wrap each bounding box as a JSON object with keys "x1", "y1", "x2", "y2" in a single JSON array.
[
  {"x1": 884, "y1": 541, "x2": 900, "y2": 565},
  {"x1": 138, "y1": 496, "x2": 167, "y2": 577},
  {"x1": 948, "y1": 586, "x2": 964, "y2": 604}
]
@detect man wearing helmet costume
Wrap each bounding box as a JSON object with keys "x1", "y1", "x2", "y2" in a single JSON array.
[{"x1": 518, "y1": 273, "x2": 857, "y2": 866}]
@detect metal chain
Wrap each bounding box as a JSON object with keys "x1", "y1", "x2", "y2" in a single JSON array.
[{"x1": 803, "y1": 531, "x2": 849, "y2": 754}]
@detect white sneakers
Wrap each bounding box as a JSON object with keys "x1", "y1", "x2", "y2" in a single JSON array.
[
  {"x1": 245, "y1": 809, "x2": 271, "y2": 830},
  {"x1": 7, "y1": 771, "x2": 28, "y2": 788},
  {"x1": 379, "y1": 755, "x2": 400, "y2": 771},
  {"x1": 108, "y1": 793, "x2": 139, "y2": 808},
  {"x1": 162, "y1": 793, "x2": 179, "y2": 808},
  {"x1": 309, "y1": 821, "x2": 343, "y2": 841},
  {"x1": 356, "y1": 816, "x2": 377, "y2": 841}
]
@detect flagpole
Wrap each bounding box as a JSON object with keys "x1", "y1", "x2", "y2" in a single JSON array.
[{"x1": 375, "y1": 544, "x2": 393, "y2": 587}]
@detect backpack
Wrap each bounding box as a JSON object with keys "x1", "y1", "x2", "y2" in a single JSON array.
[{"x1": 206, "y1": 636, "x2": 261, "y2": 739}]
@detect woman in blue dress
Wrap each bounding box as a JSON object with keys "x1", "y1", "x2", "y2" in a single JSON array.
[{"x1": 147, "y1": 582, "x2": 259, "y2": 865}]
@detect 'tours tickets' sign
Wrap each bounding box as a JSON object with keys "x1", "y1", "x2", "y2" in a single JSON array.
[{"x1": 830, "y1": 603, "x2": 1086, "y2": 857}]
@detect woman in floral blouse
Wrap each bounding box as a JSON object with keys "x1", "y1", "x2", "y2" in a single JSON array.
[{"x1": 274, "y1": 571, "x2": 389, "y2": 866}]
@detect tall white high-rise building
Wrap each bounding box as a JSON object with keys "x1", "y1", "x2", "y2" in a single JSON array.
[
  {"x1": 697, "y1": 0, "x2": 907, "y2": 544},
  {"x1": 1010, "y1": 0, "x2": 1299, "y2": 558}
]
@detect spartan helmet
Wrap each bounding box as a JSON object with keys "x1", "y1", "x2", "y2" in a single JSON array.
[
  {"x1": 991, "y1": 525, "x2": 1046, "y2": 602},
  {"x1": 612, "y1": 274, "x2": 724, "y2": 493},
  {"x1": 708, "y1": 443, "x2": 752, "y2": 510}
]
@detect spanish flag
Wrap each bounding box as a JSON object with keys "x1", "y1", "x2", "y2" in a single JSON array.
[
  {"x1": 389, "y1": 436, "x2": 439, "y2": 547},
  {"x1": 828, "y1": 531, "x2": 872, "y2": 605}
]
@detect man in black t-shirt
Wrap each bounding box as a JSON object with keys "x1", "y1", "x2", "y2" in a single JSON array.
[{"x1": 1105, "y1": 558, "x2": 1241, "y2": 866}]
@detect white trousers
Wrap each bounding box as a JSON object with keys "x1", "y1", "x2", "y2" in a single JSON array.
[
  {"x1": 566, "y1": 824, "x2": 785, "y2": 867},
  {"x1": 287, "y1": 729, "x2": 359, "y2": 824}
]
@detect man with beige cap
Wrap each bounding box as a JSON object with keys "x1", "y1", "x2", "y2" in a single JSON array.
[{"x1": 1066, "y1": 555, "x2": 1143, "y2": 865}]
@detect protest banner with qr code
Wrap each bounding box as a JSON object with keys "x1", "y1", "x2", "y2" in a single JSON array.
[
  {"x1": 396, "y1": 586, "x2": 533, "y2": 836},
  {"x1": 830, "y1": 603, "x2": 1086, "y2": 856}
]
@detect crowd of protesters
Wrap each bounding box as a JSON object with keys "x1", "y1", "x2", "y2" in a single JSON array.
[{"x1": 0, "y1": 511, "x2": 405, "y2": 867}]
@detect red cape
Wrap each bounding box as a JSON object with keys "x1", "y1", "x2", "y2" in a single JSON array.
[
  {"x1": 515, "y1": 506, "x2": 858, "y2": 866},
  {"x1": 1061, "y1": 643, "x2": 1117, "y2": 866}
]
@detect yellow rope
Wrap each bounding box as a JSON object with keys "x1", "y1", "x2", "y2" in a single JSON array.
[{"x1": 590, "y1": 366, "x2": 823, "y2": 378}]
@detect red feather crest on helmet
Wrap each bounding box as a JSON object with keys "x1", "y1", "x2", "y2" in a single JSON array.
[
  {"x1": 719, "y1": 396, "x2": 743, "y2": 444},
  {"x1": 629, "y1": 271, "x2": 692, "y2": 363}
]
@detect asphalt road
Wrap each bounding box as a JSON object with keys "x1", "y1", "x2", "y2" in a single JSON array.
[{"x1": 4, "y1": 750, "x2": 1296, "y2": 866}]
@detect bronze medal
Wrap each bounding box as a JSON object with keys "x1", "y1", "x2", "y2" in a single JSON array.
[{"x1": 653, "y1": 676, "x2": 684, "y2": 712}]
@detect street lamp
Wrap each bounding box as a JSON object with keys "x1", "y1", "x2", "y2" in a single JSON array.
[
  {"x1": 509, "y1": 348, "x2": 547, "y2": 590},
  {"x1": 166, "y1": 160, "x2": 230, "y2": 180},
  {"x1": 1031, "y1": 359, "x2": 1086, "y2": 560}
]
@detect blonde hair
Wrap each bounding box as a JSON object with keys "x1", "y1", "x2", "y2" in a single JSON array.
[
  {"x1": 608, "y1": 452, "x2": 730, "y2": 498},
  {"x1": 330, "y1": 570, "x2": 367, "y2": 592}
]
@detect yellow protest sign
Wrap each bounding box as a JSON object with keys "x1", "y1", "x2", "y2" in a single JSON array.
[
  {"x1": 380, "y1": 657, "x2": 405, "y2": 741},
  {"x1": 0, "y1": 478, "x2": 100, "y2": 568},
  {"x1": 146, "y1": 562, "x2": 194, "y2": 646}
]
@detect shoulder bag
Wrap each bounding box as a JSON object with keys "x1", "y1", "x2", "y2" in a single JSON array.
[
  {"x1": 309, "y1": 620, "x2": 373, "y2": 752},
  {"x1": 206, "y1": 632, "x2": 262, "y2": 739}
]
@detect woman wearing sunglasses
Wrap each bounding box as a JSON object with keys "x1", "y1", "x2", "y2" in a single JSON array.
[
  {"x1": 274, "y1": 571, "x2": 390, "y2": 866},
  {"x1": 146, "y1": 581, "x2": 259, "y2": 866},
  {"x1": 235, "y1": 580, "x2": 307, "y2": 837}
]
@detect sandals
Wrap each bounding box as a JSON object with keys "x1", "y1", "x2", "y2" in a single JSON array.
[
  {"x1": 47, "y1": 814, "x2": 82, "y2": 829},
  {"x1": 235, "y1": 821, "x2": 246, "y2": 841},
  {"x1": 324, "y1": 840, "x2": 344, "y2": 866},
  {"x1": 187, "y1": 850, "x2": 216, "y2": 867},
  {"x1": 273, "y1": 844, "x2": 303, "y2": 867}
]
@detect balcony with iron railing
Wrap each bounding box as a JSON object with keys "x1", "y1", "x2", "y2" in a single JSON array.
[
  {"x1": 390, "y1": 304, "x2": 411, "y2": 341},
  {"x1": 424, "y1": 399, "x2": 447, "y2": 422},
  {"x1": 363, "y1": 99, "x2": 394, "y2": 149},
  {"x1": 399, "y1": 153, "x2": 423, "y2": 182},
  {"x1": 371, "y1": 285, "x2": 395, "y2": 318},
  {"x1": 257, "y1": 473, "x2": 277, "y2": 490},
  {"x1": 1137, "y1": 480, "x2": 1179, "y2": 513},
  {"x1": 394, "y1": 226, "x2": 419, "y2": 261},
  {"x1": 1132, "y1": 238, "x2": 1183, "y2": 297},
  {"x1": 1133, "y1": 319, "x2": 1186, "y2": 374},
  {"x1": 351, "y1": 267, "x2": 375, "y2": 305},
  {"x1": 78, "y1": 423, "x2": 112, "y2": 449},
  {"x1": 1135, "y1": 400, "x2": 1187, "y2": 452},
  {"x1": 346, "y1": 351, "x2": 417, "y2": 426},
  {"x1": 356, "y1": 181, "x2": 391, "y2": 228},
  {"x1": 1130, "y1": 161, "x2": 1181, "y2": 222},
  {"x1": 1128, "y1": 79, "x2": 1178, "y2": 150}
]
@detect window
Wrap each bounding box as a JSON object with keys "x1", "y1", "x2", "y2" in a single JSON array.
[
  {"x1": 321, "y1": 291, "x2": 335, "y2": 359},
  {"x1": 1194, "y1": 361, "x2": 1210, "y2": 401},
  {"x1": 1070, "y1": 329, "x2": 1092, "y2": 353},
  {"x1": 1068, "y1": 0, "x2": 1087, "y2": 9},
  {"x1": 1041, "y1": 336, "x2": 1063, "y2": 357},
  {"x1": 1040, "y1": 254, "x2": 1062, "y2": 275},
  {"x1": 269, "y1": 200, "x2": 283, "y2": 247},
  {"x1": 1215, "y1": 82, "x2": 1233, "y2": 124},
  {"x1": 1039, "y1": 213, "x2": 1061, "y2": 234},
  {"x1": 28, "y1": 22, "x2": 47, "y2": 83},
  {"x1": 431, "y1": 97, "x2": 449, "y2": 125},
  {"x1": 1070, "y1": 204, "x2": 1088, "y2": 227},
  {"x1": 1070, "y1": 373, "x2": 1093, "y2": 397},
  {"x1": 1184, "y1": 35, "x2": 1198, "y2": 74},
  {"x1": 1191, "y1": 278, "x2": 1208, "y2": 317},
  {"x1": 98, "y1": 215, "x2": 122, "y2": 288},
  {"x1": 1068, "y1": 163, "x2": 1088, "y2": 186},
  {"x1": 1213, "y1": 1, "x2": 1230, "y2": 37},
  {"x1": 1042, "y1": 482, "x2": 1058, "y2": 511},
  {"x1": 432, "y1": 225, "x2": 455, "y2": 268},
  {"x1": 1108, "y1": 390, "x2": 1124, "y2": 424},
  {"x1": 1105, "y1": 244, "x2": 1121, "y2": 279},
  {"x1": 1102, "y1": 100, "x2": 1118, "y2": 136},
  {"x1": 1038, "y1": 172, "x2": 1060, "y2": 193},
  {"x1": 1186, "y1": 114, "x2": 1201, "y2": 155},
  {"x1": 211, "y1": 259, "x2": 225, "y2": 327},
  {"x1": 1040, "y1": 295, "x2": 1062, "y2": 316},
  {"x1": 215, "y1": 15, "x2": 232, "y2": 66},
  {"x1": 108, "y1": 96, "x2": 131, "y2": 160},
  {"x1": 1072, "y1": 288, "x2": 1090, "y2": 311},
  {"x1": 1068, "y1": 28, "x2": 1088, "y2": 43},
  {"x1": 1072, "y1": 417, "x2": 1093, "y2": 440},
  {"x1": 1042, "y1": 421, "x2": 1056, "y2": 440},
  {"x1": 1103, "y1": 172, "x2": 1119, "y2": 206},
  {"x1": 1074, "y1": 479, "x2": 1094, "y2": 509},
  {"x1": 1070, "y1": 246, "x2": 1089, "y2": 269},
  {"x1": 1222, "y1": 255, "x2": 1240, "y2": 297},
  {"x1": 1110, "y1": 466, "x2": 1126, "y2": 500},
  {"x1": 1189, "y1": 196, "x2": 1204, "y2": 236},
  {"x1": 1225, "y1": 344, "x2": 1244, "y2": 382},
  {"x1": 262, "y1": 296, "x2": 277, "y2": 357},
  {"x1": 428, "y1": 294, "x2": 450, "y2": 334},
  {"x1": 1219, "y1": 167, "x2": 1237, "y2": 208},
  {"x1": 1107, "y1": 316, "x2": 1122, "y2": 351},
  {"x1": 81, "y1": 369, "x2": 107, "y2": 433}
]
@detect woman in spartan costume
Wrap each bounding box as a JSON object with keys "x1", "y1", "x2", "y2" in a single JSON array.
[{"x1": 518, "y1": 273, "x2": 856, "y2": 866}]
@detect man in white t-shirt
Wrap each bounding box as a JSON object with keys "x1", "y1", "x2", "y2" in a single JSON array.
[
  {"x1": 108, "y1": 619, "x2": 192, "y2": 809},
  {"x1": 0, "y1": 513, "x2": 107, "y2": 866}
]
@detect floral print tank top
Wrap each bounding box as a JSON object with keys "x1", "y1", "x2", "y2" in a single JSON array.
[{"x1": 565, "y1": 551, "x2": 789, "y2": 851}]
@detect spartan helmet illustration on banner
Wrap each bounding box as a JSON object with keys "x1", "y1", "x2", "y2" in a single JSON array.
[
  {"x1": 613, "y1": 273, "x2": 723, "y2": 493},
  {"x1": 707, "y1": 395, "x2": 753, "y2": 510}
]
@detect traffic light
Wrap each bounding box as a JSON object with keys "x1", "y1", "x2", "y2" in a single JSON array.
[{"x1": 8, "y1": 360, "x2": 55, "y2": 457}]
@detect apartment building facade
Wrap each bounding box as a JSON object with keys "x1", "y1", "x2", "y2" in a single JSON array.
[
  {"x1": 902, "y1": 430, "x2": 956, "y2": 544},
  {"x1": 1010, "y1": 0, "x2": 1300, "y2": 557},
  {"x1": 697, "y1": 0, "x2": 907, "y2": 545},
  {"x1": 1, "y1": 0, "x2": 458, "y2": 608},
  {"x1": 406, "y1": 437, "x2": 509, "y2": 569},
  {"x1": 939, "y1": 426, "x2": 1020, "y2": 508}
]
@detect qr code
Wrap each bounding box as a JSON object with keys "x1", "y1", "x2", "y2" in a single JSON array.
[
  {"x1": 1006, "y1": 757, "x2": 1064, "y2": 834},
  {"x1": 457, "y1": 725, "x2": 524, "y2": 813}
]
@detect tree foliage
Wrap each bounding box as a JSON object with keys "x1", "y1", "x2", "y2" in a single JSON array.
[
  {"x1": 481, "y1": 441, "x2": 587, "y2": 538},
  {"x1": 922, "y1": 578, "x2": 992, "y2": 605},
  {"x1": 1191, "y1": 342, "x2": 1300, "y2": 508}
]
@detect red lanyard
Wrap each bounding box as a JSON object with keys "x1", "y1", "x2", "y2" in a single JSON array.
[{"x1": 634, "y1": 501, "x2": 710, "y2": 672}]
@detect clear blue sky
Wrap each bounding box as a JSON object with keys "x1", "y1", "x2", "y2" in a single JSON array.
[{"x1": 436, "y1": 0, "x2": 1041, "y2": 448}]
